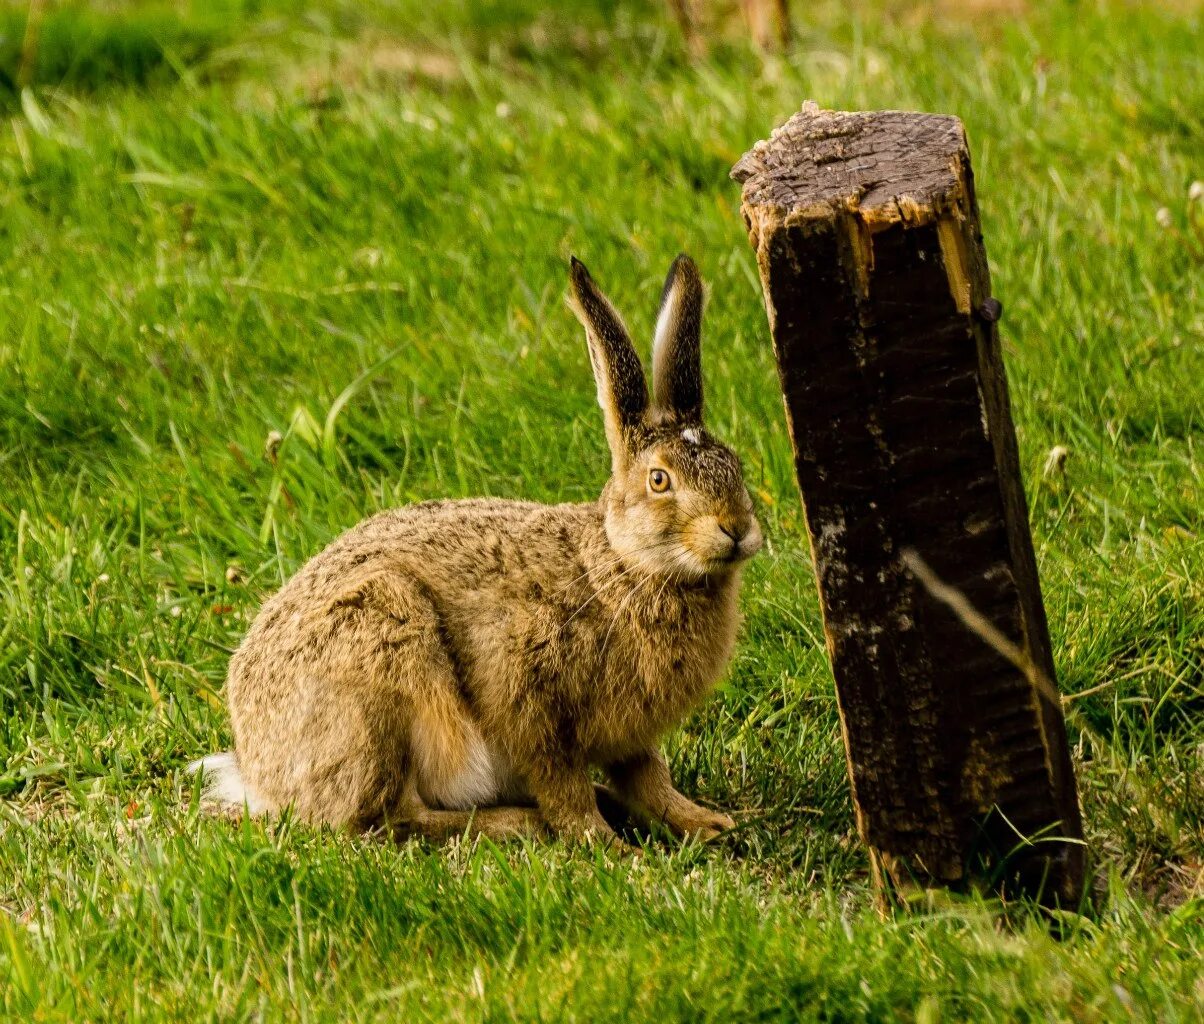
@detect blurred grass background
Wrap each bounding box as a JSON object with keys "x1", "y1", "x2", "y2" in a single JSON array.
[{"x1": 0, "y1": 0, "x2": 1201, "y2": 1019}]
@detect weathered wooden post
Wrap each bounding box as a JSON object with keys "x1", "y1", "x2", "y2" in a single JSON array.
[{"x1": 732, "y1": 103, "x2": 1084, "y2": 905}]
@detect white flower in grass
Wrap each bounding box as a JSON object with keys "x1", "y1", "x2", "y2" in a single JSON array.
[
  {"x1": 1043, "y1": 445, "x2": 1071, "y2": 478},
  {"x1": 264, "y1": 429, "x2": 283, "y2": 463},
  {"x1": 1155, "y1": 206, "x2": 1173, "y2": 229}
]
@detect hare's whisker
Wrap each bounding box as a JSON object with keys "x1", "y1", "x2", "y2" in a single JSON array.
[
  {"x1": 555, "y1": 539, "x2": 682, "y2": 629},
  {"x1": 598, "y1": 569, "x2": 658, "y2": 663},
  {"x1": 558, "y1": 559, "x2": 647, "y2": 631},
  {"x1": 552, "y1": 537, "x2": 680, "y2": 595}
]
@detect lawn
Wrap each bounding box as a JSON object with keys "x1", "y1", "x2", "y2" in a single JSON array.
[{"x1": 1, "y1": 0, "x2": 1201, "y2": 1019}]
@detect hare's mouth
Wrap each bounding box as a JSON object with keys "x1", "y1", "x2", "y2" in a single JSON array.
[
  {"x1": 711, "y1": 546, "x2": 753, "y2": 570},
  {"x1": 710, "y1": 524, "x2": 762, "y2": 568},
  {"x1": 714, "y1": 542, "x2": 745, "y2": 566},
  {"x1": 694, "y1": 542, "x2": 753, "y2": 576}
]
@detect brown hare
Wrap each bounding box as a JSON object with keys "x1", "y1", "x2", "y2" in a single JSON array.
[{"x1": 191, "y1": 254, "x2": 762, "y2": 846}]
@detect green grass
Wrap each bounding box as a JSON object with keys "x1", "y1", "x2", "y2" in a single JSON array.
[{"x1": 1, "y1": 0, "x2": 1202, "y2": 1019}]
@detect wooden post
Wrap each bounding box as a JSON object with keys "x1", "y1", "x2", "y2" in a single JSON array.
[{"x1": 732, "y1": 104, "x2": 1085, "y2": 905}]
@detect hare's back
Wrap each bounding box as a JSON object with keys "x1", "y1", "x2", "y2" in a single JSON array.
[
  {"x1": 322, "y1": 496, "x2": 587, "y2": 569},
  {"x1": 267, "y1": 497, "x2": 598, "y2": 609}
]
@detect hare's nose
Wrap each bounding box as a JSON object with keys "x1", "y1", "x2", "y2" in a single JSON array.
[{"x1": 718, "y1": 521, "x2": 747, "y2": 545}]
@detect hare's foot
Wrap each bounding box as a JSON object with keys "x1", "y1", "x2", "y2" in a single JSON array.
[
  {"x1": 410, "y1": 805, "x2": 547, "y2": 841},
  {"x1": 389, "y1": 783, "x2": 548, "y2": 841},
  {"x1": 607, "y1": 749, "x2": 734, "y2": 842}
]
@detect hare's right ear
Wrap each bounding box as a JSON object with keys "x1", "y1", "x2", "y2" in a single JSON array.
[
  {"x1": 568, "y1": 257, "x2": 648, "y2": 471},
  {"x1": 651, "y1": 254, "x2": 704, "y2": 425}
]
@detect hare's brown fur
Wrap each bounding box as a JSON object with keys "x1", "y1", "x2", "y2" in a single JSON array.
[{"x1": 194, "y1": 255, "x2": 761, "y2": 845}]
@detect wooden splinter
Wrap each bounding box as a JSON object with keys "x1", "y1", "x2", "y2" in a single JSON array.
[{"x1": 732, "y1": 103, "x2": 1085, "y2": 904}]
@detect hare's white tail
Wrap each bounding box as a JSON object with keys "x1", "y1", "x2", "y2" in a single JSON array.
[{"x1": 187, "y1": 751, "x2": 267, "y2": 813}]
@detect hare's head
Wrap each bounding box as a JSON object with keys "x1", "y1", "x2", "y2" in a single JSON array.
[{"x1": 569, "y1": 255, "x2": 762, "y2": 581}]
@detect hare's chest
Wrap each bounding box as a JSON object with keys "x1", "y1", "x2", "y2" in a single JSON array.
[{"x1": 591, "y1": 595, "x2": 738, "y2": 747}]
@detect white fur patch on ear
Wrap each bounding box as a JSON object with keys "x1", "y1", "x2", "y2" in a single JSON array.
[
  {"x1": 654, "y1": 276, "x2": 682, "y2": 374},
  {"x1": 682, "y1": 428, "x2": 701, "y2": 445},
  {"x1": 652, "y1": 254, "x2": 703, "y2": 420}
]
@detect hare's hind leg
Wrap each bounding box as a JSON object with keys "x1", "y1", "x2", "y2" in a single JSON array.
[
  {"x1": 388, "y1": 779, "x2": 548, "y2": 842},
  {"x1": 337, "y1": 572, "x2": 538, "y2": 836}
]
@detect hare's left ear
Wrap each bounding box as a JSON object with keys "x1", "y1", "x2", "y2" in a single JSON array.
[
  {"x1": 568, "y1": 257, "x2": 649, "y2": 472},
  {"x1": 652, "y1": 253, "x2": 704, "y2": 424}
]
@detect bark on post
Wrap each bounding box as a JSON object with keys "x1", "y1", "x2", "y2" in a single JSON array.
[{"x1": 732, "y1": 103, "x2": 1085, "y2": 905}]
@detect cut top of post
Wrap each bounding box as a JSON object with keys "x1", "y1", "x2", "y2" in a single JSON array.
[{"x1": 731, "y1": 102, "x2": 969, "y2": 234}]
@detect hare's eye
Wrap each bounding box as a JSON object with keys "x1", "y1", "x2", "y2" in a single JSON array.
[{"x1": 648, "y1": 468, "x2": 672, "y2": 494}]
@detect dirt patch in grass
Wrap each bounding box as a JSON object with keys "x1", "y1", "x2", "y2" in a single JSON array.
[{"x1": 289, "y1": 34, "x2": 463, "y2": 95}]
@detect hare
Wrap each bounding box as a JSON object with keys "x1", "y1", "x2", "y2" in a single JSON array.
[{"x1": 190, "y1": 254, "x2": 762, "y2": 846}]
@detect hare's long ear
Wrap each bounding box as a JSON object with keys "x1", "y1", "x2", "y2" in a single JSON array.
[
  {"x1": 651, "y1": 253, "x2": 704, "y2": 425},
  {"x1": 568, "y1": 257, "x2": 648, "y2": 471}
]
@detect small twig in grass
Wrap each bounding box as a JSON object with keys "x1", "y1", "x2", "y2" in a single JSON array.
[
  {"x1": 899, "y1": 548, "x2": 1061, "y2": 709},
  {"x1": 900, "y1": 549, "x2": 1192, "y2": 855},
  {"x1": 1061, "y1": 671, "x2": 1139, "y2": 705},
  {"x1": 900, "y1": 548, "x2": 1144, "y2": 712}
]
